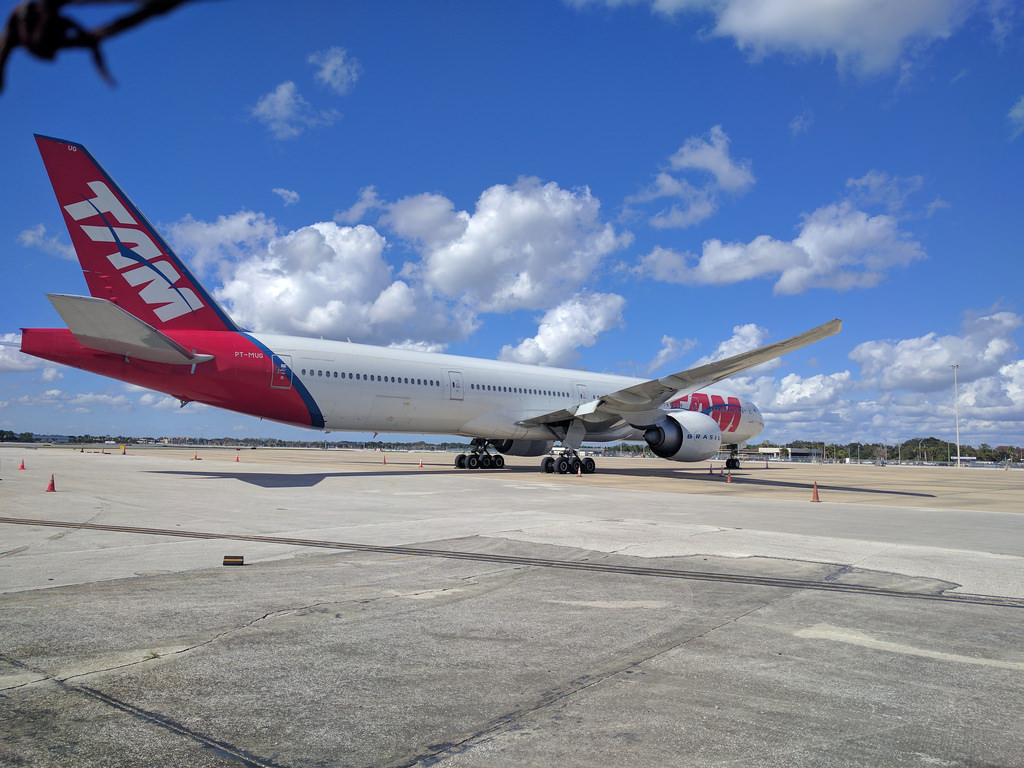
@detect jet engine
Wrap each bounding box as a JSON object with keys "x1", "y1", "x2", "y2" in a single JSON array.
[
  {"x1": 642, "y1": 411, "x2": 722, "y2": 462},
  {"x1": 492, "y1": 439, "x2": 555, "y2": 457}
]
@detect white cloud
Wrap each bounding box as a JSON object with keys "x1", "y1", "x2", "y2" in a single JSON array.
[
  {"x1": 647, "y1": 335, "x2": 697, "y2": 374},
  {"x1": 572, "y1": 0, "x2": 976, "y2": 76},
  {"x1": 711, "y1": 0, "x2": 967, "y2": 75},
  {"x1": 771, "y1": 371, "x2": 855, "y2": 409},
  {"x1": 40, "y1": 367, "x2": 63, "y2": 383},
  {"x1": 695, "y1": 323, "x2": 769, "y2": 365},
  {"x1": 499, "y1": 293, "x2": 626, "y2": 366},
  {"x1": 251, "y1": 81, "x2": 340, "y2": 140},
  {"x1": 668, "y1": 125, "x2": 755, "y2": 192},
  {"x1": 1008, "y1": 95, "x2": 1024, "y2": 140},
  {"x1": 17, "y1": 224, "x2": 76, "y2": 260},
  {"x1": 138, "y1": 393, "x2": 188, "y2": 411},
  {"x1": 168, "y1": 173, "x2": 626, "y2": 350},
  {"x1": 381, "y1": 192, "x2": 468, "y2": 247},
  {"x1": 849, "y1": 311, "x2": 1022, "y2": 392},
  {"x1": 638, "y1": 197, "x2": 925, "y2": 294},
  {"x1": 273, "y1": 188, "x2": 300, "y2": 206},
  {"x1": 10, "y1": 388, "x2": 133, "y2": 414},
  {"x1": 388, "y1": 340, "x2": 450, "y2": 354},
  {"x1": 336, "y1": 186, "x2": 383, "y2": 225},
  {"x1": 391, "y1": 177, "x2": 631, "y2": 312},
  {"x1": 686, "y1": 323, "x2": 786, "y2": 378},
  {"x1": 0, "y1": 333, "x2": 42, "y2": 372},
  {"x1": 789, "y1": 108, "x2": 813, "y2": 136},
  {"x1": 213, "y1": 221, "x2": 473, "y2": 345},
  {"x1": 167, "y1": 211, "x2": 278, "y2": 278},
  {"x1": 845, "y1": 171, "x2": 923, "y2": 213},
  {"x1": 309, "y1": 47, "x2": 363, "y2": 95},
  {"x1": 628, "y1": 125, "x2": 754, "y2": 229},
  {"x1": 711, "y1": 306, "x2": 1024, "y2": 447}
]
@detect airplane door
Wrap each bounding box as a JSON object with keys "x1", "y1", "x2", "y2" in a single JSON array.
[
  {"x1": 576, "y1": 383, "x2": 590, "y2": 402},
  {"x1": 270, "y1": 354, "x2": 293, "y2": 389},
  {"x1": 448, "y1": 370, "x2": 464, "y2": 400}
]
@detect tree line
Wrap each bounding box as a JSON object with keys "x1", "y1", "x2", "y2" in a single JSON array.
[{"x1": 2, "y1": 430, "x2": 1020, "y2": 463}]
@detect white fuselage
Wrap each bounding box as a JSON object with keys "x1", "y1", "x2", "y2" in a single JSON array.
[{"x1": 255, "y1": 333, "x2": 764, "y2": 445}]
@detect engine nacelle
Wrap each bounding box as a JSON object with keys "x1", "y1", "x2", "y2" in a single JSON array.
[
  {"x1": 642, "y1": 411, "x2": 722, "y2": 462},
  {"x1": 492, "y1": 439, "x2": 554, "y2": 457}
]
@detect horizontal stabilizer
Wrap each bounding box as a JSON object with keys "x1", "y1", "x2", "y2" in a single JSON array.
[{"x1": 46, "y1": 294, "x2": 214, "y2": 366}]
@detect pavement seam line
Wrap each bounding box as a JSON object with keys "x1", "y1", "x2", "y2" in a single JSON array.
[{"x1": 0, "y1": 653, "x2": 288, "y2": 768}]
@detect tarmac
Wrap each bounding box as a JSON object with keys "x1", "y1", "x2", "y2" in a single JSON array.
[{"x1": 1, "y1": 444, "x2": 1022, "y2": 767}]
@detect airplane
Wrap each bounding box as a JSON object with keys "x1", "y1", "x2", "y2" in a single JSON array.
[{"x1": 19, "y1": 135, "x2": 841, "y2": 474}]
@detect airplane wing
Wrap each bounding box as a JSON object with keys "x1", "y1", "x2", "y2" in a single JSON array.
[
  {"x1": 46, "y1": 293, "x2": 214, "y2": 366},
  {"x1": 521, "y1": 318, "x2": 841, "y2": 429}
]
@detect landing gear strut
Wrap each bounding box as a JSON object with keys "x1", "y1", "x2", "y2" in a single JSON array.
[
  {"x1": 454, "y1": 438, "x2": 505, "y2": 470},
  {"x1": 541, "y1": 449, "x2": 596, "y2": 475}
]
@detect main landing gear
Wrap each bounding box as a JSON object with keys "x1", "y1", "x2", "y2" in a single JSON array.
[
  {"x1": 454, "y1": 438, "x2": 505, "y2": 470},
  {"x1": 724, "y1": 445, "x2": 740, "y2": 470},
  {"x1": 541, "y1": 450, "x2": 596, "y2": 475}
]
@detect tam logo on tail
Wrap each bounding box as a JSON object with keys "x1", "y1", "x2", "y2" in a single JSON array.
[
  {"x1": 64, "y1": 180, "x2": 204, "y2": 322},
  {"x1": 34, "y1": 135, "x2": 239, "y2": 333}
]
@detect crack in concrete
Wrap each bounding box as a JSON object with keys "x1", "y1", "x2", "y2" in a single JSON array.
[
  {"x1": 0, "y1": 653, "x2": 288, "y2": 767},
  {"x1": 388, "y1": 592, "x2": 795, "y2": 767}
]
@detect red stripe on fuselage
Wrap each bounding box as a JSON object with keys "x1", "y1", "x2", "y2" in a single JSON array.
[{"x1": 20, "y1": 328, "x2": 317, "y2": 429}]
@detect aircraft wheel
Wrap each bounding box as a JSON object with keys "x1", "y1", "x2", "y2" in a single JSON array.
[
  {"x1": 556, "y1": 457, "x2": 571, "y2": 474},
  {"x1": 480, "y1": 454, "x2": 493, "y2": 469},
  {"x1": 582, "y1": 457, "x2": 596, "y2": 474},
  {"x1": 493, "y1": 455, "x2": 505, "y2": 469},
  {"x1": 466, "y1": 454, "x2": 480, "y2": 470},
  {"x1": 541, "y1": 457, "x2": 555, "y2": 473},
  {"x1": 455, "y1": 454, "x2": 467, "y2": 469},
  {"x1": 569, "y1": 457, "x2": 581, "y2": 475}
]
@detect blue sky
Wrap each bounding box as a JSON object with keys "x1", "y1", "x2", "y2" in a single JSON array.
[{"x1": 1, "y1": 0, "x2": 1022, "y2": 448}]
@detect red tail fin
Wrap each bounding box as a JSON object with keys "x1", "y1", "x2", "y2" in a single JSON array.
[{"x1": 34, "y1": 135, "x2": 239, "y2": 333}]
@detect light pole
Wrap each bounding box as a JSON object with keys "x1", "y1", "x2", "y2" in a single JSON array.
[{"x1": 952, "y1": 364, "x2": 961, "y2": 468}]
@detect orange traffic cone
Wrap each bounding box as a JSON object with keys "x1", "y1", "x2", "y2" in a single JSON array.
[
  {"x1": 577, "y1": 464, "x2": 582, "y2": 478},
  {"x1": 19, "y1": 459, "x2": 25, "y2": 470},
  {"x1": 709, "y1": 464, "x2": 713, "y2": 474},
  {"x1": 811, "y1": 481, "x2": 821, "y2": 502},
  {"x1": 45, "y1": 474, "x2": 56, "y2": 492},
  {"x1": 726, "y1": 472, "x2": 732, "y2": 483},
  {"x1": 383, "y1": 454, "x2": 387, "y2": 465},
  {"x1": 418, "y1": 458, "x2": 423, "y2": 468},
  {"x1": 235, "y1": 454, "x2": 239, "y2": 462}
]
